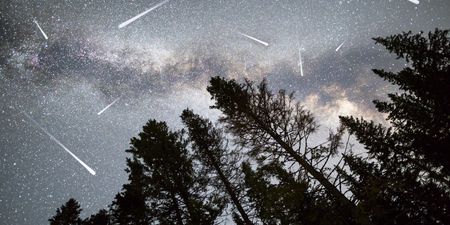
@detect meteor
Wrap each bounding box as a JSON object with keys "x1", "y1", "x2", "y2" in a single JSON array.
[
  {"x1": 298, "y1": 48, "x2": 304, "y2": 76},
  {"x1": 97, "y1": 97, "x2": 120, "y2": 115},
  {"x1": 335, "y1": 41, "x2": 345, "y2": 52},
  {"x1": 407, "y1": 0, "x2": 419, "y2": 4},
  {"x1": 238, "y1": 32, "x2": 269, "y2": 47},
  {"x1": 118, "y1": 0, "x2": 170, "y2": 29},
  {"x1": 22, "y1": 112, "x2": 96, "y2": 176},
  {"x1": 33, "y1": 20, "x2": 48, "y2": 40}
]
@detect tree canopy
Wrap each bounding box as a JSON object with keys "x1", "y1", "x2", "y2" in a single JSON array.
[
  {"x1": 49, "y1": 198, "x2": 83, "y2": 225},
  {"x1": 339, "y1": 28, "x2": 450, "y2": 225}
]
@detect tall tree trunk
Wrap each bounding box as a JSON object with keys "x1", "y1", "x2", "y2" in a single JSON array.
[
  {"x1": 176, "y1": 180, "x2": 202, "y2": 224},
  {"x1": 171, "y1": 192, "x2": 185, "y2": 225},
  {"x1": 209, "y1": 155, "x2": 254, "y2": 225},
  {"x1": 248, "y1": 113, "x2": 370, "y2": 225}
]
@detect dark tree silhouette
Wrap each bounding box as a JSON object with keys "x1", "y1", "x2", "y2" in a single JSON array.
[
  {"x1": 181, "y1": 109, "x2": 254, "y2": 225},
  {"x1": 83, "y1": 209, "x2": 110, "y2": 225},
  {"x1": 339, "y1": 29, "x2": 450, "y2": 225},
  {"x1": 112, "y1": 120, "x2": 225, "y2": 224},
  {"x1": 207, "y1": 77, "x2": 369, "y2": 225},
  {"x1": 49, "y1": 198, "x2": 83, "y2": 225},
  {"x1": 110, "y1": 158, "x2": 150, "y2": 225},
  {"x1": 241, "y1": 160, "x2": 345, "y2": 225}
]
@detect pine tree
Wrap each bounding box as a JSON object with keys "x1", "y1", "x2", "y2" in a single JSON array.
[
  {"x1": 339, "y1": 29, "x2": 450, "y2": 225},
  {"x1": 49, "y1": 198, "x2": 83, "y2": 225},
  {"x1": 241, "y1": 160, "x2": 341, "y2": 225},
  {"x1": 207, "y1": 77, "x2": 368, "y2": 225},
  {"x1": 83, "y1": 209, "x2": 110, "y2": 225},
  {"x1": 113, "y1": 119, "x2": 225, "y2": 224},
  {"x1": 181, "y1": 109, "x2": 254, "y2": 225},
  {"x1": 110, "y1": 158, "x2": 150, "y2": 225}
]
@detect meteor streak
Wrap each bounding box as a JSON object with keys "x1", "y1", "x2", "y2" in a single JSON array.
[
  {"x1": 297, "y1": 41, "x2": 305, "y2": 76},
  {"x1": 335, "y1": 41, "x2": 345, "y2": 52},
  {"x1": 22, "y1": 112, "x2": 96, "y2": 176},
  {"x1": 238, "y1": 32, "x2": 269, "y2": 47},
  {"x1": 97, "y1": 97, "x2": 120, "y2": 115},
  {"x1": 298, "y1": 47, "x2": 304, "y2": 76},
  {"x1": 33, "y1": 20, "x2": 48, "y2": 40},
  {"x1": 118, "y1": 0, "x2": 170, "y2": 29},
  {"x1": 407, "y1": 0, "x2": 419, "y2": 4}
]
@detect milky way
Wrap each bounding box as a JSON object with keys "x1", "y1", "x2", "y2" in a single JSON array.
[{"x1": 1, "y1": 0, "x2": 449, "y2": 224}]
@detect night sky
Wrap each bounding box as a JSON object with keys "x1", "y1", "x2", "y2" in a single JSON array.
[{"x1": 1, "y1": 0, "x2": 449, "y2": 224}]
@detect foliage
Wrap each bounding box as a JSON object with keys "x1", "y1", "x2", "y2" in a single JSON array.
[
  {"x1": 49, "y1": 198, "x2": 83, "y2": 225},
  {"x1": 339, "y1": 29, "x2": 450, "y2": 225}
]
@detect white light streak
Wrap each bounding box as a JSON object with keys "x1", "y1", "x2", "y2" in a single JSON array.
[
  {"x1": 97, "y1": 97, "x2": 120, "y2": 115},
  {"x1": 118, "y1": 0, "x2": 170, "y2": 29},
  {"x1": 407, "y1": 0, "x2": 419, "y2": 4},
  {"x1": 335, "y1": 41, "x2": 345, "y2": 52},
  {"x1": 298, "y1": 48, "x2": 304, "y2": 76},
  {"x1": 238, "y1": 32, "x2": 269, "y2": 47},
  {"x1": 22, "y1": 112, "x2": 96, "y2": 176},
  {"x1": 33, "y1": 20, "x2": 48, "y2": 40}
]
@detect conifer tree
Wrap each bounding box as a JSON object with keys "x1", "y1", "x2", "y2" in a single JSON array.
[
  {"x1": 110, "y1": 158, "x2": 150, "y2": 225},
  {"x1": 241, "y1": 161, "x2": 340, "y2": 225},
  {"x1": 339, "y1": 29, "x2": 450, "y2": 225},
  {"x1": 207, "y1": 77, "x2": 369, "y2": 225},
  {"x1": 49, "y1": 198, "x2": 83, "y2": 225},
  {"x1": 181, "y1": 109, "x2": 253, "y2": 225},
  {"x1": 83, "y1": 209, "x2": 110, "y2": 225},
  {"x1": 112, "y1": 119, "x2": 225, "y2": 224}
]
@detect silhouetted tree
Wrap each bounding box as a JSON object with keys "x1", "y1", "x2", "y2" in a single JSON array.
[
  {"x1": 181, "y1": 109, "x2": 254, "y2": 225},
  {"x1": 207, "y1": 77, "x2": 368, "y2": 225},
  {"x1": 112, "y1": 120, "x2": 225, "y2": 224},
  {"x1": 242, "y1": 160, "x2": 344, "y2": 225},
  {"x1": 49, "y1": 198, "x2": 83, "y2": 225},
  {"x1": 83, "y1": 209, "x2": 110, "y2": 225},
  {"x1": 110, "y1": 158, "x2": 150, "y2": 225},
  {"x1": 339, "y1": 29, "x2": 450, "y2": 225}
]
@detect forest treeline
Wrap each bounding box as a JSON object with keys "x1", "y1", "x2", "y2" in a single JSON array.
[{"x1": 49, "y1": 29, "x2": 450, "y2": 225}]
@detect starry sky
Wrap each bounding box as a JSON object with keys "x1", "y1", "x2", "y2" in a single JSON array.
[{"x1": 1, "y1": 0, "x2": 449, "y2": 224}]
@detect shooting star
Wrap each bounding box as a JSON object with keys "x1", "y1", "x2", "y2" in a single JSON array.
[
  {"x1": 407, "y1": 0, "x2": 419, "y2": 4},
  {"x1": 297, "y1": 41, "x2": 305, "y2": 76},
  {"x1": 97, "y1": 97, "x2": 120, "y2": 115},
  {"x1": 22, "y1": 112, "x2": 96, "y2": 176},
  {"x1": 298, "y1": 48, "x2": 304, "y2": 76},
  {"x1": 335, "y1": 41, "x2": 345, "y2": 52},
  {"x1": 118, "y1": 0, "x2": 170, "y2": 29},
  {"x1": 33, "y1": 20, "x2": 48, "y2": 40},
  {"x1": 238, "y1": 32, "x2": 269, "y2": 47}
]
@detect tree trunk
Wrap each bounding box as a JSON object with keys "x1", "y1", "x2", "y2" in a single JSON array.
[
  {"x1": 171, "y1": 192, "x2": 185, "y2": 225},
  {"x1": 248, "y1": 113, "x2": 370, "y2": 225},
  {"x1": 209, "y1": 155, "x2": 254, "y2": 225}
]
